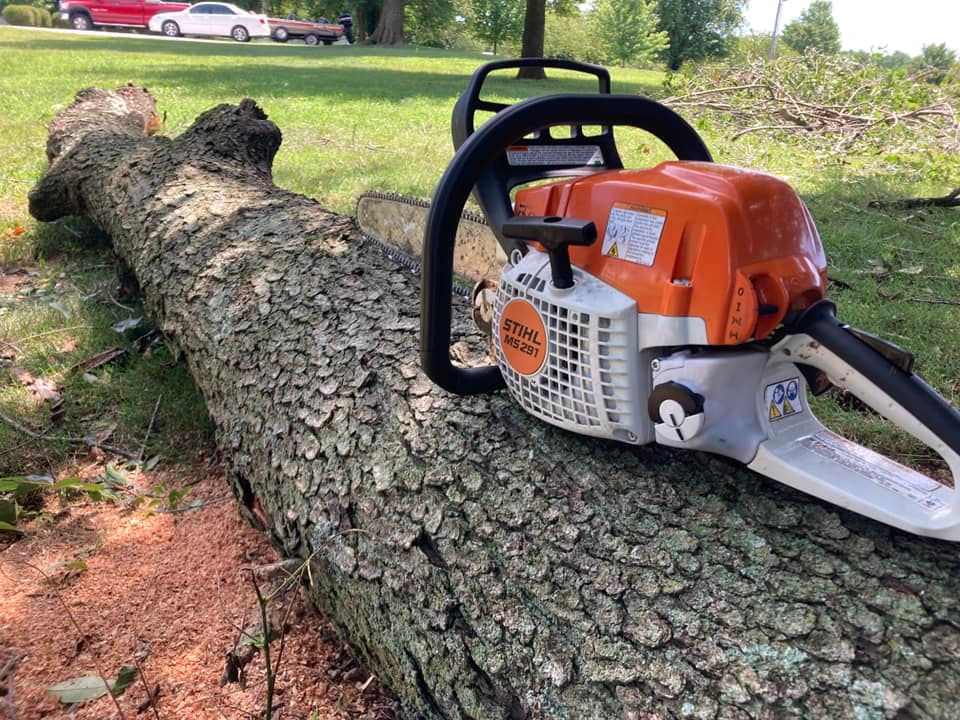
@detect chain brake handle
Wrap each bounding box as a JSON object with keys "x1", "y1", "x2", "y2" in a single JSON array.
[
  {"x1": 422, "y1": 92, "x2": 713, "y2": 396},
  {"x1": 451, "y1": 59, "x2": 620, "y2": 259}
]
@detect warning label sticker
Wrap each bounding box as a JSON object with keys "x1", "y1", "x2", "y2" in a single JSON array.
[
  {"x1": 765, "y1": 377, "x2": 803, "y2": 421},
  {"x1": 505, "y1": 145, "x2": 604, "y2": 167},
  {"x1": 600, "y1": 203, "x2": 667, "y2": 266},
  {"x1": 801, "y1": 431, "x2": 946, "y2": 513}
]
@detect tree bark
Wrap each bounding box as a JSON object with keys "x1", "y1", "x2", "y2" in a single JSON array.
[
  {"x1": 356, "y1": 6, "x2": 368, "y2": 41},
  {"x1": 517, "y1": 0, "x2": 546, "y2": 79},
  {"x1": 29, "y1": 86, "x2": 960, "y2": 720},
  {"x1": 371, "y1": 0, "x2": 405, "y2": 45}
]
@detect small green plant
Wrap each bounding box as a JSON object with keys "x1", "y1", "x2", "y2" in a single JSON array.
[
  {"x1": 33, "y1": 5, "x2": 52, "y2": 25},
  {"x1": 131, "y1": 479, "x2": 192, "y2": 515},
  {"x1": 0, "y1": 475, "x2": 117, "y2": 533}
]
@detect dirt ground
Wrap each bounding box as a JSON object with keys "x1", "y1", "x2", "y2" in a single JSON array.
[{"x1": 0, "y1": 457, "x2": 398, "y2": 720}]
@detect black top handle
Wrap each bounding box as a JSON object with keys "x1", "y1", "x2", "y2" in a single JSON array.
[
  {"x1": 451, "y1": 58, "x2": 613, "y2": 144},
  {"x1": 452, "y1": 59, "x2": 623, "y2": 258},
  {"x1": 421, "y1": 93, "x2": 713, "y2": 396}
]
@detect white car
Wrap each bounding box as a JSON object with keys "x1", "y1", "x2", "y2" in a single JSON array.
[{"x1": 148, "y1": 2, "x2": 269, "y2": 42}]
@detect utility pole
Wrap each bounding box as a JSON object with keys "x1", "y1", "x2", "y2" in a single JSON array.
[{"x1": 769, "y1": 0, "x2": 787, "y2": 59}]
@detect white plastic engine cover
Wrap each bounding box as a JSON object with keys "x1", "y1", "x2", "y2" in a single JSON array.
[{"x1": 492, "y1": 249, "x2": 653, "y2": 445}]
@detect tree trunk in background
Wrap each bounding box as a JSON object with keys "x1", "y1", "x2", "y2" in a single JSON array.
[
  {"x1": 29, "y1": 86, "x2": 960, "y2": 720},
  {"x1": 517, "y1": 0, "x2": 546, "y2": 79},
  {"x1": 371, "y1": 0, "x2": 405, "y2": 44},
  {"x1": 356, "y1": 6, "x2": 367, "y2": 41}
]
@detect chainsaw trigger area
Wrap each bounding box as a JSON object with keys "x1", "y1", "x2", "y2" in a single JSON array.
[{"x1": 746, "y1": 300, "x2": 960, "y2": 540}]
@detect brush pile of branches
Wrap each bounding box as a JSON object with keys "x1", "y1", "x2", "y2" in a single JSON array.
[{"x1": 662, "y1": 52, "x2": 960, "y2": 154}]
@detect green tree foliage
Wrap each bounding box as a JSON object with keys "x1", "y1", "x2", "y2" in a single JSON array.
[
  {"x1": 263, "y1": 0, "x2": 342, "y2": 21},
  {"x1": 911, "y1": 43, "x2": 958, "y2": 85},
  {"x1": 656, "y1": 0, "x2": 744, "y2": 70},
  {"x1": 543, "y1": 8, "x2": 602, "y2": 63},
  {"x1": 781, "y1": 0, "x2": 841, "y2": 55},
  {"x1": 845, "y1": 49, "x2": 912, "y2": 71},
  {"x1": 878, "y1": 50, "x2": 912, "y2": 70},
  {"x1": 729, "y1": 32, "x2": 799, "y2": 63},
  {"x1": 471, "y1": 0, "x2": 524, "y2": 53},
  {"x1": 406, "y1": 0, "x2": 465, "y2": 47},
  {"x1": 592, "y1": 0, "x2": 666, "y2": 67}
]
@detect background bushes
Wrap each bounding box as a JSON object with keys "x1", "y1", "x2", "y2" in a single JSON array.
[{"x1": 2, "y1": 4, "x2": 53, "y2": 25}]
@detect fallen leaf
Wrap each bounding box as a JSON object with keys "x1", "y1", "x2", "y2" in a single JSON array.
[
  {"x1": 10, "y1": 367, "x2": 35, "y2": 384},
  {"x1": 31, "y1": 377, "x2": 60, "y2": 402},
  {"x1": 111, "y1": 318, "x2": 142, "y2": 333},
  {"x1": 104, "y1": 463, "x2": 130, "y2": 487},
  {"x1": 49, "y1": 302, "x2": 72, "y2": 320},
  {"x1": 10, "y1": 367, "x2": 61, "y2": 402},
  {"x1": 897, "y1": 265, "x2": 924, "y2": 275},
  {"x1": 91, "y1": 423, "x2": 117, "y2": 443},
  {"x1": 75, "y1": 347, "x2": 126, "y2": 373},
  {"x1": 47, "y1": 676, "x2": 112, "y2": 704},
  {"x1": 12, "y1": 226, "x2": 24, "y2": 236},
  {"x1": 111, "y1": 666, "x2": 137, "y2": 697}
]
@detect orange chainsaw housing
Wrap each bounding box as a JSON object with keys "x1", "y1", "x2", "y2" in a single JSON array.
[{"x1": 513, "y1": 161, "x2": 829, "y2": 345}]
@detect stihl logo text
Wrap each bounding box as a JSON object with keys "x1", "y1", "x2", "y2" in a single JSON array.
[
  {"x1": 502, "y1": 319, "x2": 541, "y2": 347},
  {"x1": 499, "y1": 299, "x2": 548, "y2": 376}
]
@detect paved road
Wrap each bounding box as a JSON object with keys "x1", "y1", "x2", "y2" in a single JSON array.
[{"x1": 0, "y1": 23, "x2": 350, "y2": 46}]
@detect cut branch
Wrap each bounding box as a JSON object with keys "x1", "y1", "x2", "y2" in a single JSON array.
[
  {"x1": 868, "y1": 187, "x2": 960, "y2": 209},
  {"x1": 662, "y1": 57, "x2": 960, "y2": 154}
]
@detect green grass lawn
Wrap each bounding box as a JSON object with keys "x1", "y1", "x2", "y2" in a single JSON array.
[
  {"x1": 0, "y1": 28, "x2": 665, "y2": 213},
  {"x1": 1, "y1": 27, "x2": 959, "y2": 479}
]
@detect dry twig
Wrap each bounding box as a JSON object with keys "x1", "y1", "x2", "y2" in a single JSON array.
[
  {"x1": 868, "y1": 188, "x2": 960, "y2": 210},
  {"x1": 0, "y1": 410, "x2": 139, "y2": 459},
  {"x1": 19, "y1": 563, "x2": 128, "y2": 720},
  {"x1": 0, "y1": 648, "x2": 26, "y2": 720}
]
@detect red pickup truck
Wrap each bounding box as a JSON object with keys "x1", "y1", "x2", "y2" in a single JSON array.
[{"x1": 59, "y1": 0, "x2": 189, "y2": 31}]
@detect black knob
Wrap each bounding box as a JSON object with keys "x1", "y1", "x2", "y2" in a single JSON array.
[
  {"x1": 647, "y1": 381, "x2": 704, "y2": 423},
  {"x1": 502, "y1": 216, "x2": 597, "y2": 289}
]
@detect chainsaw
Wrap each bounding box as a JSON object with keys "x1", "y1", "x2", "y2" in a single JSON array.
[{"x1": 360, "y1": 58, "x2": 960, "y2": 541}]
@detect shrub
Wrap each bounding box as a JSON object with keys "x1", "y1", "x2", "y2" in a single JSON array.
[
  {"x1": 32, "y1": 6, "x2": 52, "y2": 25},
  {"x1": 2, "y1": 4, "x2": 38, "y2": 25}
]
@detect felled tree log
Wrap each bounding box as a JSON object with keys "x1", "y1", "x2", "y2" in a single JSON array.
[{"x1": 29, "y1": 86, "x2": 960, "y2": 720}]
